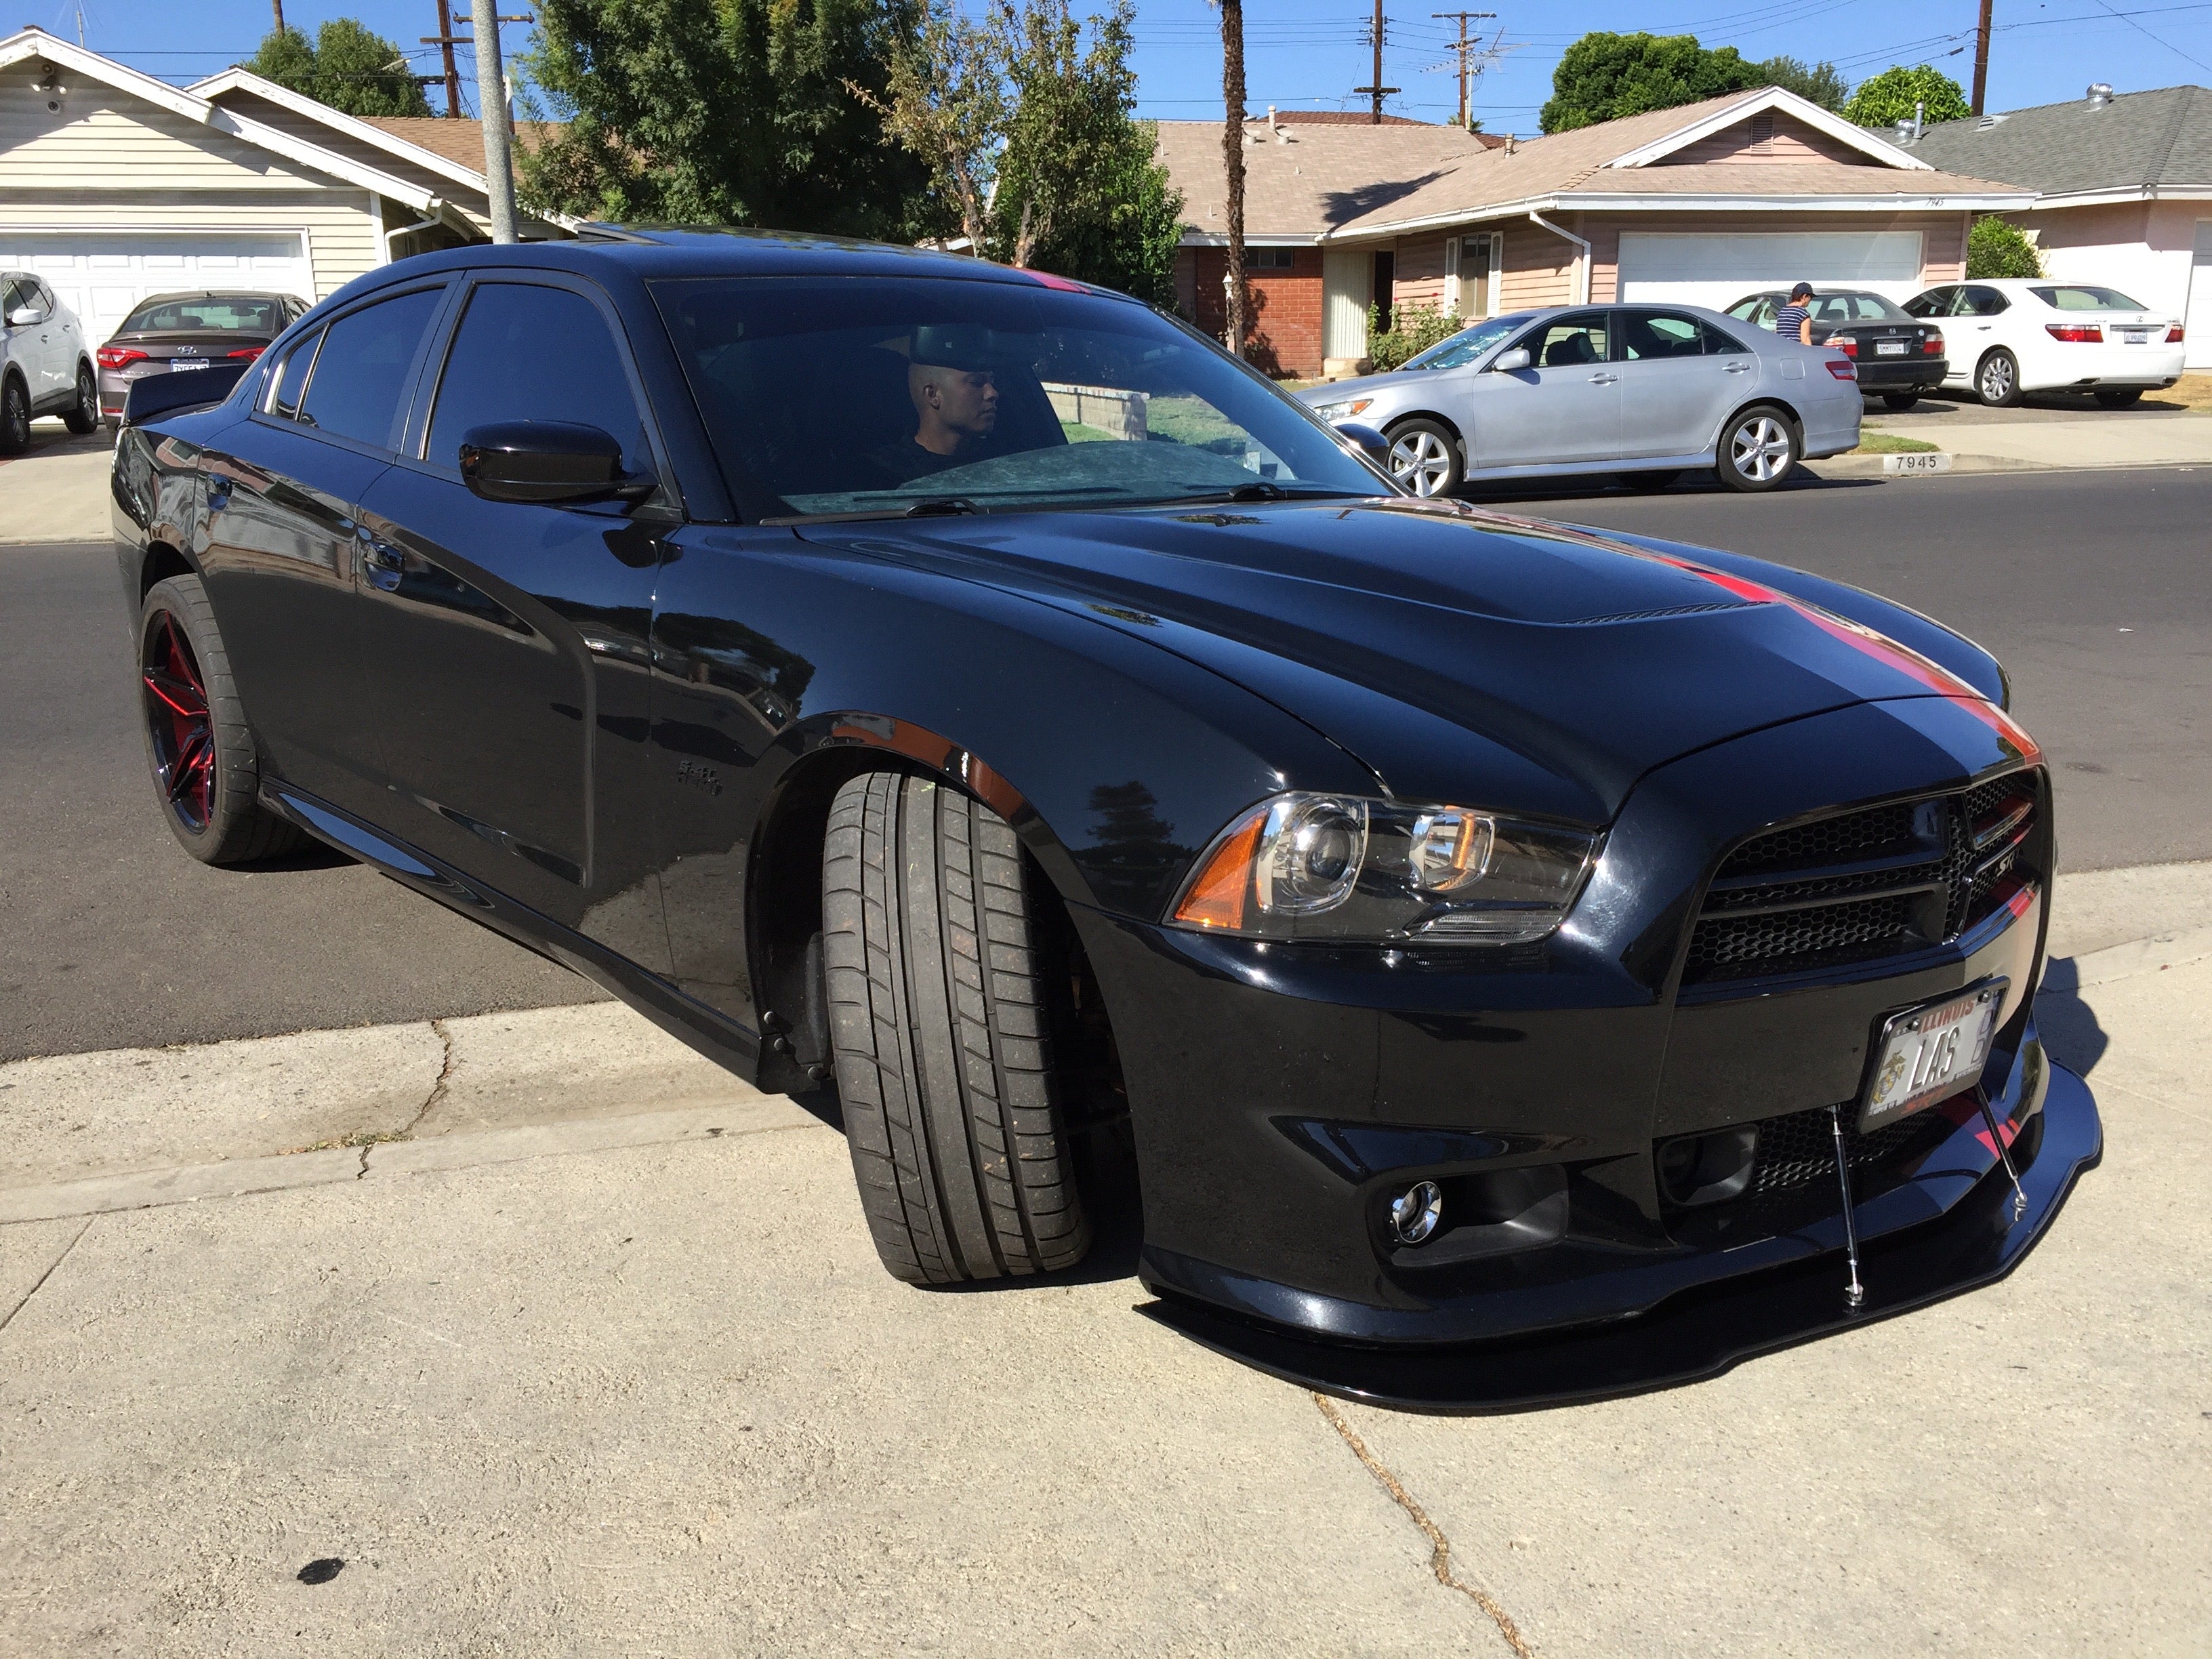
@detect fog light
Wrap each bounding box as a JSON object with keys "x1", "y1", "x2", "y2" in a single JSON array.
[
  {"x1": 1656, "y1": 1126, "x2": 1758, "y2": 1208},
  {"x1": 1388, "y1": 1180, "x2": 1444, "y2": 1245}
]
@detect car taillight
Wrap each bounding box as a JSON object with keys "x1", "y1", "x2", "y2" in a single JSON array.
[
  {"x1": 1923, "y1": 332, "x2": 1944, "y2": 354},
  {"x1": 96, "y1": 346, "x2": 148, "y2": 369},
  {"x1": 1826, "y1": 335, "x2": 1858, "y2": 356},
  {"x1": 2169, "y1": 325, "x2": 2186, "y2": 344},
  {"x1": 1826, "y1": 358, "x2": 1857, "y2": 380},
  {"x1": 2046, "y1": 323, "x2": 2103, "y2": 343},
  {"x1": 226, "y1": 346, "x2": 265, "y2": 361}
]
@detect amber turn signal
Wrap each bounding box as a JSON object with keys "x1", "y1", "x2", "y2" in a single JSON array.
[{"x1": 1172, "y1": 809, "x2": 1263, "y2": 929}]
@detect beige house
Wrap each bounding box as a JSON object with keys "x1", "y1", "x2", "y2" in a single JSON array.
[
  {"x1": 1162, "y1": 88, "x2": 2035, "y2": 377},
  {"x1": 0, "y1": 29, "x2": 565, "y2": 342}
]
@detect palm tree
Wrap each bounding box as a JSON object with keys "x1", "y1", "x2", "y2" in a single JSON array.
[{"x1": 1212, "y1": 0, "x2": 1247, "y2": 358}]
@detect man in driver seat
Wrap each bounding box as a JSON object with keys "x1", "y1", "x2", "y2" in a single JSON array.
[{"x1": 873, "y1": 325, "x2": 1002, "y2": 485}]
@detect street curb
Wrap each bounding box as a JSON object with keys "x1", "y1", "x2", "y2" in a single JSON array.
[
  {"x1": 2048, "y1": 924, "x2": 2212, "y2": 991},
  {"x1": 1812, "y1": 452, "x2": 2044, "y2": 479}
]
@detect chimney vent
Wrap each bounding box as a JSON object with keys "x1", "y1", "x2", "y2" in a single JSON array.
[{"x1": 2086, "y1": 83, "x2": 2114, "y2": 107}]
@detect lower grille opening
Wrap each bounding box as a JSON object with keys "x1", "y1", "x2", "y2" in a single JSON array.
[{"x1": 1662, "y1": 1099, "x2": 1961, "y2": 1244}]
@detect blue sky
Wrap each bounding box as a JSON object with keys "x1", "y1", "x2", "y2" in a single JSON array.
[{"x1": 66, "y1": 0, "x2": 2212, "y2": 131}]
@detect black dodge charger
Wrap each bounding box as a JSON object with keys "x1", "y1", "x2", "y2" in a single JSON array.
[{"x1": 112, "y1": 232, "x2": 2097, "y2": 1408}]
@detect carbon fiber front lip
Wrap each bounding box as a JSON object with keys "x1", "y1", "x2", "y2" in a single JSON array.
[{"x1": 1140, "y1": 1062, "x2": 2100, "y2": 1415}]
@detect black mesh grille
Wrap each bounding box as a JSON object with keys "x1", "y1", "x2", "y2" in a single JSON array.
[{"x1": 1685, "y1": 771, "x2": 2041, "y2": 985}]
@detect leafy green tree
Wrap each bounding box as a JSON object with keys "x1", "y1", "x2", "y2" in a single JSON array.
[
  {"x1": 1540, "y1": 32, "x2": 1761, "y2": 134},
  {"x1": 1843, "y1": 65, "x2": 1971, "y2": 127},
  {"x1": 990, "y1": 0, "x2": 1182, "y2": 302},
  {"x1": 847, "y1": 2, "x2": 1005, "y2": 250},
  {"x1": 1968, "y1": 217, "x2": 2043, "y2": 279},
  {"x1": 248, "y1": 19, "x2": 432, "y2": 118},
  {"x1": 1755, "y1": 56, "x2": 1849, "y2": 112},
  {"x1": 520, "y1": 0, "x2": 937, "y2": 241}
]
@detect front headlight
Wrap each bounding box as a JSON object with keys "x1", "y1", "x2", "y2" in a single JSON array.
[
  {"x1": 1309, "y1": 396, "x2": 1373, "y2": 422},
  {"x1": 1170, "y1": 792, "x2": 1599, "y2": 944}
]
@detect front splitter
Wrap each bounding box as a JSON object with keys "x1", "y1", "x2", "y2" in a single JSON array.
[{"x1": 1143, "y1": 1063, "x2": 2102, "y2": 1414}]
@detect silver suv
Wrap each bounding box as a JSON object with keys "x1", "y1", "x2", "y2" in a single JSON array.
[{"x1": 1, "y1": 270, "x2": 98, "y2": 453}]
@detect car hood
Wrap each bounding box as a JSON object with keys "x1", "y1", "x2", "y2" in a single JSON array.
[
  {"x1": 1293, "y1": 367, "x2": 1446, "y2": 407},
  {"x1": 793, "y1": 497, "x2": 2013, "y2": 823}
]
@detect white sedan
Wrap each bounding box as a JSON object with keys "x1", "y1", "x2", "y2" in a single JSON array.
[{"x1": 1902, "y1": 278, "x2": 2186, "y2": 407}]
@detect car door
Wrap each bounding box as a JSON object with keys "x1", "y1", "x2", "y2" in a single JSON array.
[
  {"x1": 193, "y1": 281, "x2": 450, "y2": 818},
  {"x1": 0, "y1": 276, "x2": 34, "y2": 395},
  {"x1": 1611, "y1": 308, "x2": 1744, "y2": 459},
  {"x1": 351, "y1": 273, "x2": 676, "y2": 966},
  {"x1": 1467, "y1": 311, "x2": 1620, "y2": 470},
  {"x1": 1953, "y1": 283, "x2": 2015, "y2": 377},
  {"x1": 37, "y1": 279, "x2": 80, "y2": 401}
]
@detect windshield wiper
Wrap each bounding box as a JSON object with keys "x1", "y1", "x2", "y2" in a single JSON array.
[
  {"x1": 902, "y1": 496, "x2": 981, "y2": 518},
  {"x1": 1161, "y1": 482, "x2": 1357, "y2": 507}
]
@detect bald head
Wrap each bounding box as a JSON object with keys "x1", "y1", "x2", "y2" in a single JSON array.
[{"x1": 909, "y1": 359, "x2": 998, "y2": 456}]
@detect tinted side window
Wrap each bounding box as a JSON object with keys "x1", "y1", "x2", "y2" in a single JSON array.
[
  {"x1": 1960, "y1": 285, "x2": 2010, "y2": 316},
  {"x1": 268, "y1": 327, "x2": 323, "y2": 419},
  {"x1": 426, "y1": 283, "x2": 648, "y2": 472},
  {"x1": 1519, "y1": 312, "x2": 1608, "y2": 369},
  {"x1": 297, "y1": 287, "x2": 443, "y2": 447},
  {"x1": 1903, "y1": 289, "x2": 1949, "y2": 318}
]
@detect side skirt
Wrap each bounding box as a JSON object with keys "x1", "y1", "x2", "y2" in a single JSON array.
[{"x1": 265, "y1": 783, "x2": 766, "y2": 1083}]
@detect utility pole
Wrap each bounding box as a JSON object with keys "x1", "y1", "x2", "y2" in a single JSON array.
[
  {"x1": 1353, "y1": 0, "x2": 1400, "y2": 124},
  {"x1": 1430, "y1": 9, "x2": 1494, "y2": 129},
  {"x1": 1218, "y1": 0, "x2": 1248, "y2": 359},
  {"x1": 471, "y1": 0, "x2": 518, "y2": 242},
  {"x1": 424, "y1": 0, "x2": 464, "y2": 119},
  {"x1": 1970, "y1": 0, "x2": 1993, "y2": 117}
]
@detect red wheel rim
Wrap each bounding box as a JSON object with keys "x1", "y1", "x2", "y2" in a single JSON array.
[{"x1": 143, "y1": 611, "x2": 215, "y2": 832}]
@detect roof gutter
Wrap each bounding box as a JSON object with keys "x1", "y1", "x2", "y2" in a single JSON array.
[{"x1": 1527, "y1": 209, "x2": 1591, "y2": 306}]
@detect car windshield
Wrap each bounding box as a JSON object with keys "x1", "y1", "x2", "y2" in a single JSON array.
[
  {"x1": 651, "y1": 275, "x2": 1382, "y2": 520},
  {"x1": 1404, "y1": 314, "x2": 1528, "y2": 370},
  {"x1": 1810, "y1": 293, "x2": 1908, "y2": 323},
  {"x1": 2031, "y1": 284, "x2": 2148, "y2": 312},
  {"x1": 121, "y1": 297, "x2": 284, "y2": 333}
]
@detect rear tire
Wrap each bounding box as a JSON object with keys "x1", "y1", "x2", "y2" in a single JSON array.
[
  {"x1": 2093, "y1": 388, "x2": 2143, "y2": 409},
  {"x1": 1383, "y1": 417, "x2": 1463, "y2": 497},
  {"x1": 1715, "y1": 405, "x2": 1799, "y2": 493},
  {"x1": 138, "y1": 573, "x2": 306, "y2": 865},
  {"x1": 823, "y1": 771, "x2": 1091, "y2": 1286},
  {"x1": 1881, "y1": 392, "x2": 1921, "y2": 411},
  {"x1": 63, "y1": 363, "x2": 97, "y2": 434},
  {"x1": 1976, "y1": 348, "x2": 2024, "y2": 407}
]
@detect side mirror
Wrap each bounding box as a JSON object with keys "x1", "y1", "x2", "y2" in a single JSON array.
[
  {"x1": 7, "y1": 306, "x2": 41, "y2": 327},
  {"x1": 1332, "y1": 420, "x2": 1390, "y2": 470},
  {"x1": 1490, "y1": 346, "x2": 1532, "y2": 373},
  {"x1": 457, "y1": 421, "x2": 656, "y2": 506}
]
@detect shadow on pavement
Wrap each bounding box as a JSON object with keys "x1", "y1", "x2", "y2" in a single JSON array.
[{"x1": 2033, "y1": 957, "x2": 2110, "y2": 1078}]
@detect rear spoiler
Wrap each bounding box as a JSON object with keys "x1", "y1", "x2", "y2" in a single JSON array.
[{"x1": 121, "y1": 363, "x2": 251, "y2": 428}]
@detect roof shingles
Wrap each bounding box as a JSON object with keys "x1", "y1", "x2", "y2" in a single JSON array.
[{"x1": 1894, "y1": 84, "x2": 2211, "y2": 194}]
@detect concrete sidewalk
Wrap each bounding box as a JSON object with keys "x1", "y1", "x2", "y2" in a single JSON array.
[
  {"x1": 1867, "y1": 410, "x2": 2212, "y2": 473},
  {"x1": 3, "y1": 869, "x2": 2208, "y2": 1655}
]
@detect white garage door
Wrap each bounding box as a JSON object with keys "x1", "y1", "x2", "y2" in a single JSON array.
[
  {"x1": 0, "y1": 232, "x2": 312, "y2": 343},
  {"x1": 1618, "y1": 232, "x2": 1926, "y2": 313}
]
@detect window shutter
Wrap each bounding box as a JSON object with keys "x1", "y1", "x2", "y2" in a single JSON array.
[{"x1": 1443, "y1": 237, "x2": 1460, "y2": 315}]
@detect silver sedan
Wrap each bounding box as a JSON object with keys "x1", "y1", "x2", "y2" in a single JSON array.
[{"x1": 1298, "y1": 304, "x2": 1863, "y2": 496}]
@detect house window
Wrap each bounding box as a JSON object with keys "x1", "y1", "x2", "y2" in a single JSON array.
[
  {"x1": 1247, "y1": 247, "x2": 1297, "y2": 270},
  {"x1": 1446, "y1": 232, "x2": 1503, "y2": 318}
]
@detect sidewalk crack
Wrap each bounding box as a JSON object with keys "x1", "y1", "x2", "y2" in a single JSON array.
[
  {"x1": 358, "y1": 1019, "x2": 456, "y2": 1181},
  {"x1": 0, "y1": 1218, "x2": 92, "y2": 1337},
  {"x1": 1314, "y1": 1391, "x2": 1533, "y2": 1658}
]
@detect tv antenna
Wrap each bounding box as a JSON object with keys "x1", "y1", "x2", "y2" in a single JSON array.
[{"x1": 1424, "y1": 19, "x2": 1519, "y2": 130}]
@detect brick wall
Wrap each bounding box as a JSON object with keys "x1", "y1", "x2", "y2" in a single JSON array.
[{"x1": 1187, "y1": 246, "x2": 1327, "y2": 377}]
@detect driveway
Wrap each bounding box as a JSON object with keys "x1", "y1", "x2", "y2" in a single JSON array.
[{"x1": 0, "y1": 421, "x2": 113, "y2": 541}]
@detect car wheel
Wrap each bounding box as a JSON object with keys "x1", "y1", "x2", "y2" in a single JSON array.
[
  {"x1": 2093, "y1": 388, "x2": 2144, "y2": 409},
  {"x1": 823, "y1": 770, "x2": 1091, "y2": 1286},
  {"x1": 1975, "y1": 349, "x2": 2024, "y2": 408},
  {"x1": 1881, "y1": 392, "x2": 1920, "y2": 411},
  {"x1": 0, "y1": 374, "x2": 28, "y2": 455},
  {"x1": 138, "y1": 574, "x2": 305, "y2": 865},
  {"x1": 1618, "y1": 470, "x2": 1681, "y2": 493},
  {"x1": 1715, "y1": 406, "x2": 1799, "y2": 493},
  {"x1": 62, "y1": 363, "x2": 98, "y2": 435},
  {"x1": 1383, "y1": 419, "x2": 1462, "y2": 497}
]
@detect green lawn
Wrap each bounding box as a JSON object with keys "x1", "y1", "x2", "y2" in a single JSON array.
[{"x1": 1851, "y1": 431, "x2": 1942, "y2": 454}]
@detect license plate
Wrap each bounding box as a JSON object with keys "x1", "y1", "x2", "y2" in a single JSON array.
[
  {"x1": 2120, "y1": 329, "x2": 2150, "y2": 344},
  {"x1": 1860, "y1": 980, "x2": 2007, "y2": 1132},
  {"x1": 1875, "y1": 341, "x2": 1908, "y2": 356},
  {"x1": 169, "y1": 358, "x2": 209, "y2": 371}
]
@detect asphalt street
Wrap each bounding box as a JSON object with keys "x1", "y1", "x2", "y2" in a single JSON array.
[{"x1": 5, "y1": 464, "x2": 2206, "y2": 1059}]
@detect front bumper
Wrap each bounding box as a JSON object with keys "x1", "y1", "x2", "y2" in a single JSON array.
[{"x1": 1070, "y1": 693, "x2": 2081, "y2": 1370}]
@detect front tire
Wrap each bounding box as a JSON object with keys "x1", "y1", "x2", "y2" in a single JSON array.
[
  {"x1": 1384, "y1": 418, "x2": 1462, "y2": 497},
  {"x1": 2093, "y1": 388, "x2": 2144, "y2": 409},
  {"x1": 63, "y1": 363, "x2": 97, "y2": 434},
  {"x1": 1976, "y1": 348, "x2": 2024, "y2": 407},
  {"x1": 138, "y1": 574, "x2": 304, "y2": 865},
  {"x1": 0, "y1": 373, "x2": 28, "y2": 455},
  {"x1": 823, "y1": 771, "x2": 1091, "y2": 1286},
  {"x1": 1715, "y1": 406, "x2": 1799, "y2": 493}
]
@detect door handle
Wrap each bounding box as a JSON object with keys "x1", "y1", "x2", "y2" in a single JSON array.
[
  {"x1": 1723, "y1": 361, "x2": 1753, "y2": 373},
  {"x1": 1588, "y1": 372, "x2": 1619, "y2": 384},
  {"x1": 359, "y1": 533, "x2": 405, "y2": 592}
]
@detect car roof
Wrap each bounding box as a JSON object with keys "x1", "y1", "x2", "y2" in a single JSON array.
[{"x1": 126, "y1": 291, "x2": 303, "y2": 306}]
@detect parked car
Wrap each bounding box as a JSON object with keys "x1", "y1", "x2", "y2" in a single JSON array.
[
  {"x1": 95, "y1": 290, "x2": 308, "y2": 428},
  {"x1": 0, "y1": 268, "x2": 98, "y2": 452},
  {"x1": 1725, "y1": 289, "x2": 1948, "y2": 410},
  {"x1": 110, "y1": 235, "x2": 2095, "y2": 1400},
  {"x1": 1903, "y1": 279, "x2": 2186, "y2": 407},
  {"x1": 1300, "y1": 304, "x2": 1861, "y2": 498}
]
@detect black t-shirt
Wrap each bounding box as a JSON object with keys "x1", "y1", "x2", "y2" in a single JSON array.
[{"x1": 869, "y1": 436, "x2": 975, "y2": 487}]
